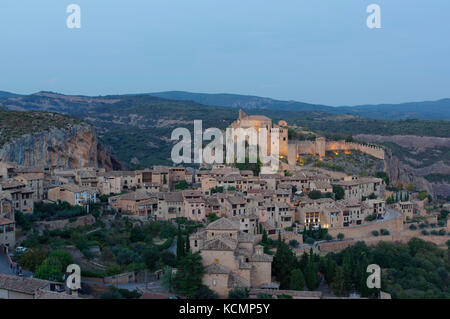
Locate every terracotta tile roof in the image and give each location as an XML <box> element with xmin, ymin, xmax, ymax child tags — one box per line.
<box><xmin>118</xmin><ymin>190</ymin><xmax>153</xmax><ymax>201</ymax></box>
<box><xmin>161</xmin><ymin>192</ymin><xmax>183</xmax><ymax>202</ymax></box>
<box><xmin>206</xmin><ymin>218</ymin><xmax>240</xmax><ymax>231</ymax></box>
<box><xmin>227</xmin><ymin>272</ymin><xmax>250</xmax><ymax>288</ymax></box>
<box><xmin>190</xmin><ymin>230</ymin><xmax>206</xmax><ymax>240</ymax></box>
<box><xmin>226</xmin><ymin>196</ymin><xmax>246</xmax><ymax>205</ymax></box>
<box><xmin>249</xmin><ymin>252</ymin><xmax>273</xmax><ymax>263</ymax></box>
<box><xmin>202</xmin><ymin>236</ymin><xmax>237</xmax><ymax>251</ymax></box>
<box><xmin>34</xmin><ymin>289</ymin><xmax>80</xmax><ymax>299</ymax></box>
<box><xmin>237</xmin><ymin>232</ymin><xmax>257</xmax><ymax>243</ymax></box>
<box><xmin>0</xmin><ymin>274</ymin><xmax>50</xmax><ymax>295</ymax></box>
<box><xmin>204</xmin><ymin>263</ymin><xmax>231</xmax><ymax>275</ymax></box>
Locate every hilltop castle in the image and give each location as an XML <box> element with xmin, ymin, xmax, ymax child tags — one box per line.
<box><xmin>229</xmin><ymin>111</ymin><xmax>384</xmax><ymax>169</ymax></box>
<box><xmin>229</xmin><ymin>110</ymin><xmax>289</xmax><ymax>157</ymax></box>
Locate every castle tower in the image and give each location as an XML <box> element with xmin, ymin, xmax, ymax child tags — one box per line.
<box><xmin>238</xmin><ymin>109</ymin><xmax>247</xmax><ymax>120</ymax></box>
<box><xmin>315</xmin><ymin>137</ymin><xmax>326</xmax><ymax>158</ymax></box>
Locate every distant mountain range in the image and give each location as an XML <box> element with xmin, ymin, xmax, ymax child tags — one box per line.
<box><xmin>0</xmin><ymin>91</ymin><xmax>22</xmax><ymax>98</ymax></box>
<box><xmin>148</xmin><ymin>91</ymin><xmax>450</xmax><ymax>121</ymax></box>
<box><xmin>0</xmin><ymin>90</ymin><xmax>449</xmax><ymax>197</ymax></box>
<box><xmin>0</xmin><ymin>90</ymin><xmax>449</xmax><ymax>120</ymax></box>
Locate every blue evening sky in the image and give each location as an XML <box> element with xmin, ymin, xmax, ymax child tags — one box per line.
<box><xmin>0</xmin><ymin>0</ymin><xmax>449</xmax><ymax>105</ymax></box>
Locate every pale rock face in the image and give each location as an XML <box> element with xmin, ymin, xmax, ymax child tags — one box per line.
<box><xmin>0</xmin><ymin>124</ymin><xmax>122</xmax><ymax>170</ymax></box>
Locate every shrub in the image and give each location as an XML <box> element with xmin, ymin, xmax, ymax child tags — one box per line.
<box><xmin>419</xmin><ymin>223</ymin><xmax>428</xmax><ymax>229</ymax></box>
<box><xmin>371</xmin><ymin>230</ymin><xmax>379</xmax><ymax>237</ymax></box>
<box><xmin>228</xmin><ymin>288</ymin><xmax>249</xmax><ymax>299</ymax></box>
<box><xmin>422</xmin><ymin>230</ymin><xmax>429</xmax><ymax>236</ymax></box>
<box><xmin>430</xmin><ymin>230</ymin><xmax>438</xmax><ymax>236</ymax></box>
<box><xmin>380</xmin><ymin>229</ymin><xmax>390</xmax><ymax>236</ymax></box>
<box><xmin>257</xmin><ymin>293</ymin><xmax>273</xmax><ymax>299</ymax></box>
<box><xmin>409</xmin><ymin>224</ymin><xmax>417</xmax><ymax>230</ymax></box>
<box><xmin>289</xmin><ymin>240</ymin><xmax>299</xmax><ymax>248</ymax></box>
<box><xmin>438</xmin><ymin>229</ymin><xmax>446</xmax><ymax>236</ymax></box>
<box><xmin>337</xmin><ymin>233</ymin><xmax>345</xmax><ymax>240</ymax></box>
<box><xmin>325</xmin><ymin>234</ymin><xmax>333</xmax><ymax>241</ymax></box>
<box><xmin>305</xmin><ymin>237</ymin><xmax>315</xmax><ymax>245</ymax></box>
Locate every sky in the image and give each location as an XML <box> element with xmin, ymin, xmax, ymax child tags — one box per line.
<box><xmin>0</xmin><ymin>0</ymin><xmax>449</xmax><ymax>106</ymax></box>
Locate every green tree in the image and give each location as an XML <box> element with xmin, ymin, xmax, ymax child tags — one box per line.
<box><xmin>228</xmin><ymin>288</ymin><xmax>249</xmax><ymax>299</ymax></box>
<box><xmin>174</xmin><ymin>252</ymin><xmax>205</xmax><ymax>298</ymax></box>
<box><xmin>308</xmin><ymin>190</ymin><xmax>323</xmax><ymax>200</ymax></box>
<box><xmin>175</xmin><ymin>180</ymin><xmax>189</xmax><ymax>190</ymax></box>
<box><xmin>337</xmin><ymin>233</ymin><xmax>345</xmax><ymax>241</ymax></box>
<box><xmin>332</xmin><ymin>185</ymin><xmax>345</xmax><ymax>200</ymax></box>
<box><xmin>34</xmin><ymin>256</ymin><xmax>63</xmax><ymax>281</ymax></box>
<box><xmin>299</xmin><ymin>251</ymin><xmax>309</xmax><ymax>273</ymax></box>
<box><xmin>49</xmin><ymin>249</ymin><xmax>74</xmax><ymax>271</ymax></box>
<box><xmin>272</xmin><ymin>233</ymin><xmax>298</xmax><ymax>289</ymax></box>
<box><xmin>305</xmin><ymin>249</ymin><xmax>319</xmax><ymax>291</ymax></box>
<box><xmin>331</xmin><ymin>266</ymin><xmax>346</xmax><ymax>297</ymax></box>
<box><xmin>406</xmin><ymin>183</ymin><xmax>416</xmax><ymax>192</ymax></box>
<box><xmin>161</xmin><ymin>266</ymin><xmax>175</xmax><ymax>293</ymax></box>
<box><xmin>19</xmin><ymin>248</ymin><xmax>46</xmax><ymax>272</ymax></box>
<box><xmin>130</xmin><ymin>226</ymin><xmax>145</xmax><ymax>242</ymax></box>
<box><xmin>262</xmin><ymin>229</ymin><xmax>268</xmax><ymax>244</ymax></box>
<box><xmin>185</xmin><ymin>235</ymin><xmax>190</xmax><ymax>253</ymax></box>
<box><xmin>195</xmin><ymin>286</ymin><xmax>219</xmax><ymax>299</ymax></box>
<box><xmin>176</xmin><ymin>228</ymin><xmax>185</xmax><ymax>262</ymax></box>
<box><xmin>143</xmin><ymin>247</ymin><xmax>160</xmax><ymax>270</ymax></box>
<box><xmin>290</xmin><ymin>269</ymin><xmax>306</xmax><ymax>291</ymax></box>
<box><xmin>324</xmin><ymin>254</ymin><xmax>337</xmax><ymax>284</ymax></box>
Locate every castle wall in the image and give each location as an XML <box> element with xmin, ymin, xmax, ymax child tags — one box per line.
<box><xmin>292</xmin><ymin>139</ymin><xmax>385</xmax><ymax>161</ymax></box>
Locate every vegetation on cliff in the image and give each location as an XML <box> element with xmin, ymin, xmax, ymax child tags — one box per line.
<box><xmin>0</xmin><ymin>110</ymin><xmax>85</xmax><ymax>147</ymax></box>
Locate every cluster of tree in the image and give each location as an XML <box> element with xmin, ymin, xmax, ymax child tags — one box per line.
<box><xmin>175</xmin><ymin>180</ymin><xmax>191</xmax><ymax>190</ymax></box>
<box><xmin>328</xmin><ymin>239</ymin><xmax>450</xmax><ymax>298</ymax></box>
<box><xmin>28</xmin><ymin>201</ymin><xmax>87</xmax><ymax>222</ymax></box>
<box><xmin>233</xmin><ymin>157</ymin><xmax>262</xmax><ymax>176</ymax></box>
<box><xmin>19</xmin><ymin>215</ymin><xmax>203</xmax><ymax>277</ymax></box>
<box><xmin>303</xmin><ymin>225</ymin><xmax>332</xmax><ymax>245</ymax></box>
<box><xmin>100</xmin><ymin>286</ymin><xmax>142</xmax><ymax>299</ymax></box>
<box><xmin>272</xmin><ymin>235</ymin><xmax>450</xmax><ymax>298</ymax></box>
<box><xmin>375</xmin><ymin>171</ymin><xmax>390</xmax><ymax>185</ymax></box>
<box><xmin>308</xmin><ymin>190</ymin><xmax>334</xmax><ymax>200</ymax></box>
<box><xmin>313</xmin><ymin>160</ymin><xmax>345</xmax><ymax>172</ymax></box>
<box><xmin>272</xmin><ymin>233</ymin><xmax>320</xmax><ymax>291</ymax></box>
<box><xmin>19</xmin><ymin>249</ymin><xmax>74</xmax><ymax>282</ymax></box>
<box><xmin>288</xmin><ymin>128</ymin><xmax>316</xmax><ymax>141</ymax></box>
<box><xmin>161</xmin><ymin>252</ymin><xmax>218</xmax><ymax>299</ymax></box>
<box><xmin>210</xmin><ymin>186</ymin><xmax>224</xmax><ymax>194</ymax></box>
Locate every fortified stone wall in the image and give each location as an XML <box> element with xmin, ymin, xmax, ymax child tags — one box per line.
<box><xmin>291</xmin><ymin>139</ymin><xmax>385</xmax><ymax>162</ymax></box>
<box><xmin>319</xmin><ymin>228</ymin><xmax>450</xmax><ymax>253</ymax></box>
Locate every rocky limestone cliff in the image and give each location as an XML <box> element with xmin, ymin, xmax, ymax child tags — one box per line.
<box><xmin>356</xmin><ymin>134</ymin><xmax>450</xmax><ymax>198</ymax></box>
<box><xmin>383</xmin><ymin>148</ymin><xmax>435</xmax><ymax>196</ymax></box>
<box><xmin>0</xmin><ymin>124</ymin><xmax>122</xmax><ymax>170</ymax></box>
